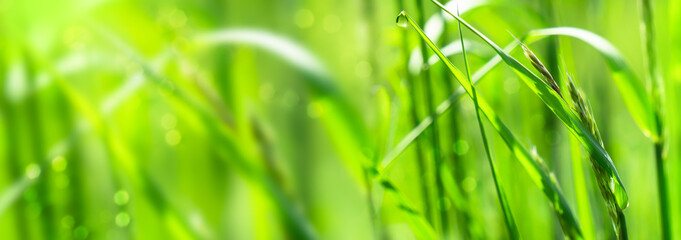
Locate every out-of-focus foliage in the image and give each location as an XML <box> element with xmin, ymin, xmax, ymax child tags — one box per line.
<box><xmin>1</xmin><ymin>0</ymin><xmax>680</xmax><ymax>239</ymax></box>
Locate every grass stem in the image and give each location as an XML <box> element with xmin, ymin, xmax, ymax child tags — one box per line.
<box><xmin>397</xmin><ymin>0</ymin><xmax>434</xmax><ymax>227</ymax></box>
<box><xmin>415</xmin><ymin>0</ymin><xmax>448</xmax><ymax>235</ymax></box>
<box><xmin>456</xmin><ymin>6</ymin><xmax>519</xmax><ymax>239</ymax></box>
<box><xmin>638</xmin><ymin>0</ymin><xmax>670</xmax><ymax>238</ymax></box>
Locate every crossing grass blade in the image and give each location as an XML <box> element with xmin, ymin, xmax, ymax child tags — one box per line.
<box><xmin>395</xmin><ymin>10</ymin><xmax>582</xmax><ymax>238</ymax></box>
<box><xmin>392</xmin><ymin>25</ymin><xmax>657</xmax><ymax>165</ymax></box>
<box><xmin>380</xmin><ymin>179</ymin><xmax>438</xmax><ymax>240</ymax></box>
<box><xmin>456</xmin><ymin>10</ymin><xmax>519</xmax><ymax>238</ymax></box>
<box><xmin>381</xmin><ymin>40</ymin><xmax>516</xmax><ymax>168</ymax></box>
<box><xmin>428</xmin><ymin>0</ymin><xmax>629</xmax><ymax>212</ymax></box>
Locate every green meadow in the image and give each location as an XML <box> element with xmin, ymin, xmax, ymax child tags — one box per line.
<box><xmin>1</xmin><ymin>0</ymin><xmax>680</xmax><ymax>239</ymax></box>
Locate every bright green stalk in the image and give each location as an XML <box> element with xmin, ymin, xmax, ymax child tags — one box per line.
<box><xmin>638</xmin><ymin>0</ymin><xmax>669</xmax><ymax>239</ymax></box>
<box><xmin>438</xmin><ymin>8</ymin><xmax>472</xmax><ymax>239</ymax></box>
<box><xmin>0</xmin><ymin>93</ymin><xmax>29</xmax><ymax>240</ymax></box>
<box><xmin>360</xmin><ymin>0</ymin><xmax>381</xmax><ymax>237</ymax></box>
<box><xmin>397</xmin><ymin>0</ymin><xmax>433</xmax><ymax>226</ymax></box>
<box><xmin>456</xmin><ymin>9</ymin><xmax>519</xmax><ymax>239</ymax></box>
<box><xmin>570</xmin><ymin>136</ymin><xmax>595</xmax><ymax>240</ymax></box>
<box><xmin>557</xmin><ymin>36</ymin><xmax>596</xmax><ymax>240</ymax></box>
<box><xmin>414</xmin><ymin>0</ymin><xmax>448</xmax><ymax>235</ymax></box>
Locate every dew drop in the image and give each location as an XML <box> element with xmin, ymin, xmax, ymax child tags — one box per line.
<box><xmin>165</xmin><ymin>130</ymin><xmax>182</xmax><ymax>146</ymax></box>
<box><xmin>74</xmin><ymin>226</ymin><xmax>89</xmax><ymax>239</ymax></box>
<box><xmin>396</xmin><ymin>11</ymin><xmax>408</xmax><ymax>28</ymax></box>
<box><xmin>462</xmin><ymin>177</ymin><xmax>477</xmax><ymax>192</ymax></box>
<box><xmin>115</xmin><ymin>212</ymin><xmax>131</xmax><ymax>227</ymax></box>
<box><xmin>51</xmin><ymin>156</ymin><xmax>68</xmax><ymax>172</ymax></box>
<box><xmin>454</xmin><ymin>139</ymin><xmax>469</xmax><ymax>156</ymax></box>
<box><xmin>61</xmin><ymin>215</ymin><xmax>75</xmax><ymax>229</ymax></box>
<box><xmin>610</xmin><ymin>177</ymin><xmax>629</xmax><ymax>210</ymax></box>
<box><xmin>114</xmin><ymin>190</ymin><xmax>130</xmax><ymax>206</ymax></box>
<box><xmin>25</xmin><ymin>164</ymin><xmax>41</xmax><ymax>179</ymax></box>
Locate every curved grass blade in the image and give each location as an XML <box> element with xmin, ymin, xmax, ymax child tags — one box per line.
<box><xmin>525</xmin><ymin>27</ymin><xmax>658</xmax><ymax>140</ymax></box>
<box><xmin>429</xmin><ymin>0</ymin><xmax>629</xmax><ymax>212</ymax></box>
<box><xmin>382</xmin><ymin>40</ymin><xmax>515</xmax><ymax>167</ymax></box>
<box><xmin>379</xmin><ymin>179</ymin><xmax>438</xmax><ymax>240</ymax></box>
<box><xmin>456</xmin><ymin>11</ymin><xmax>519</xmax><ymax>239</ymax></box>
<box><xmin>397</xmin><ymin>25</ymin><xmax>657</xmax><ymax>162</ymax></box>
<box><xmin>396</xmin><ymin>11</ymin><xmax>582</xmax><ymax>238</ymax></box>
<box><xmin>636</xmin><ymin>0</ymin><xmax>669</xmax><ymax>238</ymax></box>
<box><xmin>194</xmin><ymin>28</ymin><xmax>374</xmax><ymax>169</ymax></box>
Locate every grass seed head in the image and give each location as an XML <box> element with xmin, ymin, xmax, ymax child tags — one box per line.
<box><xmin>520</xmin><ymin>43</ymin><xmax>563</xmax><ymax>98</ymax></box>
<box><xmin>566</xmin><ymin>74</ymin><xmax>603</xmax><ymax>146</ymax></box>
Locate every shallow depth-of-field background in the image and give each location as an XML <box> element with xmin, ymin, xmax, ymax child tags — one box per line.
<box><xmin>1</xmin><ymin>0</ymin><xmax>680</xmax><ymax>239</ymax></box>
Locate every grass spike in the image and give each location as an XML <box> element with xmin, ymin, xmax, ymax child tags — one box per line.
<box><xmin>566</xmin><ymin>73</ymin><xmax>627</xmax><ymax>239</ymax></box>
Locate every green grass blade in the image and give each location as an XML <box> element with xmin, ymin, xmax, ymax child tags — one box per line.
<box><xmin>525</xmin><ymin>27</ymin><xmax>658</xmax><ymax>140</ymax></box>
<box><xmin>379</xmin><ymin>179</ymin><xmax>438</xmax><ymax>240</ymax></box>
<box><xmin>195</xmin><ymin>28</ymin><xmax>374</xmax><ymax>170</ymax></box>
<box><xmin>456</xmin><ymin>12</ymin><xmax>519</xmax><ymax>239</ymax></box>
<box><xmin>396</xmin><ymin>11</ymin><xmax>582</xmax><ymax>238</ymax></box>
<box><xmin>381</xmin><ymin>41</ymin><xmax>515</xmax><ymax>167</ymax></box>
<box><xmin>429</xmin><ymin>0</ymin><xmax>629</xmax><ymax>212</ymax></box>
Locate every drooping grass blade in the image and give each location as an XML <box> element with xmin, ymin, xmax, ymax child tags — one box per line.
<box><xmin>429</xmin><ymin>0</ymin><xmax>629</xmax><ymax>213</ymax></box>
<box><xmin>526</xmin><ymin>27</ymin><xmax>657</xmax><ymax>140</ymax></box>
<box><xmin>396</xmin><ymin>10</ymin><xmax>582</xmax><ymax>238</ymax></box>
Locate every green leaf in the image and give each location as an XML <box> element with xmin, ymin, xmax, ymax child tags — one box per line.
<box><xmin>429</xmin><ymin>0</ymin><xmax>629</xmax><ymax>212</ymax></box>
<box><xmin>396</xmin><ymin>10</ymin><xmax>582</xmax><ymax>238</ymax></box>
<box><xmin>380</xmin><ymin>179</ymin><xmax>438</xmax><ymax>240</ymax></box>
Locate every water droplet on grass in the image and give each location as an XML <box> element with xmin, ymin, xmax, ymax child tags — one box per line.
<box><xmin>114</xmin><ymin>190</ymin><xmax>130</xmax><ymax>206</ymax></box>
<box><xmin>115</xmin><ymin>212</ymin><xmax>131</xmax><ymax>227</ymax></box>
<box><xmin>51</xmin><ymin>156</ymin><xmax>67</xmax><ymax>172</ymax></box>
<box><xmin>25</xmin><ymin>164</ymin><xmax>41</xmax><ymax>179</ymax></box>
<box><xmin>74</xmin><ymin>226</ymin><xmax>89</xmax><ymax>239</ymax></box>
<box><xmin>396</xmin><ymin>11</ymin><xmax>408</xmax><ymax>28</ymax></box>
<box><xmin>61</xmin><ymin>215</ymin><xmax>75</xmax><ymax>229</ymax></box>
<box><xmin>610</xmin><ymin>177</ymin><xmax>629</xmax><ymax>210</ymax></box>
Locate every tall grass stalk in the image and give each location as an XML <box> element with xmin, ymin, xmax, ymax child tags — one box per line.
<box><xmin>456</xmin><ymin>6</ymin><xmax>519</xmax><ymax>239</ymax></box>
<box><xmin>1</xmin><ymin>90</ymin><xmax>29</xmax><ymax>240</ymax></box>
<box><xmin>438</xmin><ymin>7</ymin><xmax>472</xmax><ymax>239</ymax></box>
<box><xmin>414</xmin><ymin>0</ymin><xmax>448</xmax><ymax>235</ymax></box>
<box><xmin>637</xmin><ymin>0</ymin><xmax>669</xmax><ymax>239</ymax></box>
<box><xmin>396</xmin><ymin>0</ymin><xmax>433</xmax><ymax>226</ymax></box>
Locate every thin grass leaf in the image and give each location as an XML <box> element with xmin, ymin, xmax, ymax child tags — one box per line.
<box><xmin>397</xmin><ymin>25</ymin><xmax>658</xmax><ymax>165</ymax></box>
<box><xmin>379</xmin><ymin>179</ymin><xmax>438</xmax><ymax>240</ymax></box>
<box><xmin>637</xmin><ymin>0</ymin><xmax>669</xmax><ymax>238</ymax></box>
<box><xmin>456</xmin><ymin>11</ymin><xmax>519</xmax><ymax>239</ymax></box>
<box><xmin>429</xmin><ymin>0</ymin><xmax>629</xmax><ymax>212</ymax></box>
<box><xmin>194</xmin><ymin>28</ymin><xmax>374</xmax><ymax>170</ymax></box>
<box><xmin>382</xmin><ymin>40</ymin><xmax>516</xmax><ymax>167</ymax></box>
<box><xmin>396</xmin><ymin>11</ymin><xmax>582</xmax><ymax>238</ymax></box>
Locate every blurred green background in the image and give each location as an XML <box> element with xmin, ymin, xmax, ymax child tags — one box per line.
<box><xmin>1</xmin><ymin>0</ymin><xmax>680</xmax><ymax>239</ymax></box>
